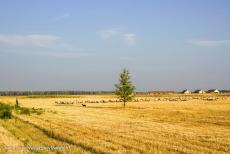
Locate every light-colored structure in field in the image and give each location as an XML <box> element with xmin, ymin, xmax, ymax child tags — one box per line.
<box><xmin>207</xmin><ymin>89</ymin><xmax>220</xmax><ymax>93</ymax></box>
<box><xmin>194</xmin><ymin>90</ymin><xmax>206</xmax><ymax>94</ymax></box>
<box><xmin>182</xmin><ymin>89</ymin><xmax>191</xmax><ymax>94</ymax></box>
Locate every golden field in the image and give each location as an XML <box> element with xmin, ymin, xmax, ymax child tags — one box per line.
<box><xmin>0</xmin><ymin>94</ymin><xmax>230</xmax><ymax>154</ymax></box>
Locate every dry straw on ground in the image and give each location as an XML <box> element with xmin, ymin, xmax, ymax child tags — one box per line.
<box><xmin>0</xmin><ymin>94</ymin><xmax>230</xmax><ymax>153</ymax></box>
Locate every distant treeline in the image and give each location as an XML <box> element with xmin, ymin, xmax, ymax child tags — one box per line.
<box><xmin>0</xmin><ymin>90</ymin><xmax>229</xmax><ymax>96</ymax></box>
<box><xmin>220</xmin><ymin>90</ymin><xmax>230</xmax><ymax>93</ymax></box>
<box><xmin>0</xmin><ymin>91</ymin><xmax>114</xmax><ymax>96</ymax></box>
<box><xmin>144</xmin><ymin>91</ymin><xmax>176</xmax><ymax>94</ymax></box>
<box><xmin>0</xmin><ymin>91</ymin><xmax>175</xmax><ymax>96</ymax></box>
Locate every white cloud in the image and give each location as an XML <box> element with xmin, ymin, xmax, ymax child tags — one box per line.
<box><xmin>0</xmin><ymin>34</ymin><xmax>60</xmax><ymax>47</ymax></box>
<box><xmin>124</xmin><ymin>33</ymin><xmax>136</xmax><ymax>45</ymax></box>
<box><xmin>187</xmin><ymin>40</ymin><xmax>230</xmax><ymax>47</ymax></box>
<box><xmin>54</xmin><ymin>13</ymin><xmax>70</xmax><ymax>21</ymax></box>
<box><xmin>0</xmin><ymin>34</ymin><xmax>92</xmax><ymax>58</ymax></box>
<box><xmin>98</xmin><ymin>28</ymin><xmax>137</xmax><ymax>45</ymax></box>
<box><xmin>98</xmin><ymin>28</ymin><xmax>122</xmax><ymax>40</ymax></box>
<box><xmin>8</xmin><ymin>50</ymin><xmax>92</xmax><ymax>58</ymax></box>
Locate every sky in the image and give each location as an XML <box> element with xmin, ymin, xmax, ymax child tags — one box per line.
<box><xmin>0</xmin><ymin>0</ymin><xmax>230</xmax><ymax>91</ymax></box>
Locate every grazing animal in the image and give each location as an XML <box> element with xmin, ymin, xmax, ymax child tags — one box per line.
<box><xmin>82</xmin><ymin>104</ymin><xmax>86</xmax><ymax>107</ymax></box>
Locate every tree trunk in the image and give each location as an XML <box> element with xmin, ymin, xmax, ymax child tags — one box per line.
<box><xmin>123</xmin><ymin>101</ymin><xmax>126</xmax><ymax>108</ymax></box>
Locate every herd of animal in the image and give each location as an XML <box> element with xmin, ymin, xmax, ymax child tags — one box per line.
<box><xmin>54</xmin><ymin>96</ymin><xmax>224</xmax><ymax>107</ymax></box>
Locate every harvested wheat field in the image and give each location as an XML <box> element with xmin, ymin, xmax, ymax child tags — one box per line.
<box><xmin>0</xmin><ymin>94</ymin><xmax>230</xmax><ymax>154</ymax></box>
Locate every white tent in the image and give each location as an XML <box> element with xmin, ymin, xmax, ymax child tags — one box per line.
<box><xmin>182</xmin><ymin>90</ymin><xmax>191</xmax><ymax>94</ymax></box>
<box><xmin>194</xmin><ymin>90</ymin><xmax>206</xmax><ymax>94</ymax></box>
<box><xmin>207</xmin><ymin>89</ymin><xmax>220</xmax><ymax>93</ymax></box>
<box><xmin>213</xmin><ymin>89</ymin><xmax>220</xmax><ymax>93</ymax></box>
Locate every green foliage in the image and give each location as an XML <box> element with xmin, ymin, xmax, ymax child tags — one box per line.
<box><xmin>31</xmin><ymin>107</ymin><xmax>44</xmax><ymax>115</ymax></box>
<box><xmin>115</xmin><ymin>69</ymin><xmax>135</xmax><ymax>107</ymax></box>
<box><xmin>14</xmin><ymin>106</ymin><xmax>30</xmax><ymax>115</ymax></box>
<box><xmin>0</xmin><ymin>102</ymin><xmax>13</xmax><ymax>119</ymax></box>
<box><xmin>15</xmin><ymin>106</ymin><xmax>44</xmax><ymax>115</ymax></box>
<box><xmin>20</xmin><ymin>107</ymin><xmax>30</xmax><ymax>115</ymax></box>
<box><xmin>0</xmin><ymin>102</ymin><xmax>44</xmax><ymax>119</ymax></box>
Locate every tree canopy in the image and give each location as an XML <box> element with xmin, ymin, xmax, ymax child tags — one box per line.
<box><xmin>115</xmin><ymin>69</ymin><xmax>135</xmax><ymax>107</ymax></box>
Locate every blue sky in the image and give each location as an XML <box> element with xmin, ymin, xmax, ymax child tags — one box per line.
<box><xmin>0</xmin><ymin>0</ymin><xmax>230</xmax><ymax>91</ymax></box>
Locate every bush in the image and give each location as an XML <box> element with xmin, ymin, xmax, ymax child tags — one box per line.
<box><xmin>0</xmin><ymin>102</ymin><xmax>43</xmax><ymax>118</ymax></box>
<box><xmin>15</xmin><ymin>106</ymin><xmax>43</xmax><ymax>115</ymax></box>
<box><xmin>0</xmin><ymin>103</ymin><xmax>13</xmax><ymax>119</ymax></box>
<box><xmin>0</xmin><ymin>109</ymin><xmax>12</xmax><ymax>119</ymax></box>
<box><xmin>31</xmin><ymin>107</ymin><xmax>43</xmax><ymax>115</ymax></box>
<box><xmin>19</xmin><ymin>107</ymin><xmax>30</xmax><ymax>115</ymax></box>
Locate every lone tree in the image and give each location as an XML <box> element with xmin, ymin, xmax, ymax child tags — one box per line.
<box><xmin>115</xmin><ymin>69</ymin><xmax>135</xmax><ymax>108</ymax></box>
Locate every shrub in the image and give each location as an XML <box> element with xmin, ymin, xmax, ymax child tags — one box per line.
<box><xmin>19</xmin><ymin>107</ymin><xmax>30</xmax><ymax>115</ymax></box>
<box><xmin>14</xmin><ymin>106</ymin><xmax>31</xmax><ymax>115</ymax></box>
<box><xmin>31</xmin><ymin>108</ymin><xmax>43</xmax><ymax>115</ymax></box>
<box><xmin>0</xmin><ymin>109</ymin><xmax>12</xmax><ymax>119</ymax></box>
<box><xmin>0</xmin><ymin>102</ymin><xmax>43</xmax><ymax>118</ymax></box>
<box><xmin>15</xmin><ymin>106</ymin><xmax>43</xmax><ymax>115</ymax></box>
<box><xmin>0</xmin><ymin>102</ymin><xmax>13</xmax><ymax>119</ymax></box>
